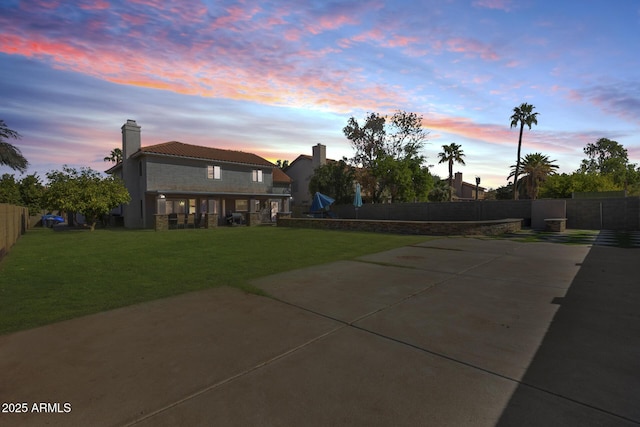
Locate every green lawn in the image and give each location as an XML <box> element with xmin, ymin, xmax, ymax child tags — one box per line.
<box><xmin>0</xmin><ymin>227</ymin><xmax>428</xmax><ymax>335</ymax></box>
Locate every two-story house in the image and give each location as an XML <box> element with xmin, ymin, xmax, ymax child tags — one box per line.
<box><xmin>284</xmin><ymin>143</ymin><xmax>331</xmax><ymax>209</ymax></box>
<box><xmin>107</xmin><ymin>120</ymin><xmax>291</xmax><ymax>229</ymax></box>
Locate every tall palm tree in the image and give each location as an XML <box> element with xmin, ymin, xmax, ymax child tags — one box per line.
<box><xmin>0</xmin><ymin>119</ymin><xmax>28</xmax><ymax>173</ymax></box>
<box><xmin>103</xmin><ymin>148</ymin><xmax>123</xmax><ymax>164</ymax></box>
<box><xmin>510</xmin><ymin>103</ymin><xmax>539</xmax><ymax>199</ymax></box>
<box><xmin>438</xmin><ymin>143</ymin><xmax>466</xmax><ymax>201</ymax></box>
<box><xmin>508</xmin><ymin>153</ymin><xmax>558</xmax><ymax>199</ymax></box>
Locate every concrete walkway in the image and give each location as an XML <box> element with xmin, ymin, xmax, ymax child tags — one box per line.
<box><xmin>1</xmin><ymin>238</ymin><xmax>638</xmax><ymax>426</ymax></box>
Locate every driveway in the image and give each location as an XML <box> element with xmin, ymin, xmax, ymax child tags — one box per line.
<box><xmin>0</xmin><ymin>237</ymin><xmax>638</xmax><ymax>426</ymax></box>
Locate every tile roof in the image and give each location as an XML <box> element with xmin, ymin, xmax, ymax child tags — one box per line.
<box><xmin>272</xmin><ymin>167</ymin><xmax>292</xmax><ymax>183</ymax></box>
<box><xmin>137</xmin><ymin>141</ymin><xmax>275</xmax><ymax>167</ymax></box>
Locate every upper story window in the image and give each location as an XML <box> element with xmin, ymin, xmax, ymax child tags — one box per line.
<box><xmin>252</xmin><ymin>169</ymin><xmax>263</xmax><ymax>182</ymax></box>
<box><xmin>207</xmin><ymin>165</ymin><xmax>221</xmax><ymax>180</ymax></box>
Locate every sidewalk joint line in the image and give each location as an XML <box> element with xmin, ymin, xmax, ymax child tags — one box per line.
<box><xmin>125</xmin><ymin>324</ymin><xmax>345</xmax><ymax>426</ymax></box>
<box><xmin>350</xmin><ymin>323</ymin><xmax>640</xmax><ymax>425</ymax></box>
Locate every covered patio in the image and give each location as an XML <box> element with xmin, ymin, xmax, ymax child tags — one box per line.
<box><xmin>152</xmin><ymin>191</ymin><xmax>291</xmax><ymax>231</ymax></box>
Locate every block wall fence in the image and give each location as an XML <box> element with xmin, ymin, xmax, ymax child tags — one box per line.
<box><xmin>331</xmin><ymin>197</ymin><xmax>640</xmax><ymax>231</ymax></box>
<box><xmin>277</xmin><ymin>216</ymin><xmax>522</xmax><ymax>236</ymax></box>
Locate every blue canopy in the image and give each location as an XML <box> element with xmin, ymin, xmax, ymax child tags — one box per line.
<box><xmin>310</xmin><ymin>192</ymin><xmax>335</xmax><ymax>212</ymax></box>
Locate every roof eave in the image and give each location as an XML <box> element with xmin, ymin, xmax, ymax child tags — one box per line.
<box><xmin>134</xmin><ymin>151</ymin><xmax>275</xmax><ymax>168</ymax></box>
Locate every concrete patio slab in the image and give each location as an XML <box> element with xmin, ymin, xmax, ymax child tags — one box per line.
<box><xmin>253</xmin><ymin>260</ymin><xmax>453</xmax><ymax>323</ymax></box>
<box><xmin>356</xmin><ymin>245</ymin><xmax>499</xmax><ymax>274</ymax></box>
<box><xmin>132</xmin><ymin>326</ymin><xmax>632</xmax><ymax>427</ymax></box>
<box><xmin>0</xmin><ymin>287</ymin><xmax>340</xmax><ymax>427</ymax></box>
<box><xmin>415</xmin><ymin>237</ymin><xmax>525</xmax><ymax>255</ymax></box>
<box><xmin>465</xmin><ymin>243</ymin><xmax>589</xmax><ymax>287</ymax></box>
<box><xmin>504</xmin><ymin>245</ymin><xmax>640</xmax><ymax>422</ymax></box>
<box><xmin>0</xmin><ymin>237</ymin><xmax>637</xmax><ymax>426</ymax></box>
<box><xmin>355</xmin><ymin>274</ymin><xmax>566</xmax><ymax>380</ymax></box>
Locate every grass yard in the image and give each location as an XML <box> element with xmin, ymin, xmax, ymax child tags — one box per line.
<box><xmin>0</xmin><ymin>227</ymin><xmax>428</xmax><ymax>335</ymax></box>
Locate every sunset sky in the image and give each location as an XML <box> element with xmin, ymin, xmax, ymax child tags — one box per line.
<box><xmin>1</xmin><ymin>0</ymin><xmax>639</xmax><ymax>189</ymax></box>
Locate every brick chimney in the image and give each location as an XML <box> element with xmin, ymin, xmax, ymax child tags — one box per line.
<box><xmin>312</xmin><ymin>143</ymin><xmax>326</xmax><ymax>169</ymax></box>
<box><xmin>121</xmin><ymin>119</ymin><xmax>141</xmax><ymax>159</ymax></box>
<box><xmin>454</xmin><ymin>172</ymin><xmax>463</xmax><ymax>198</ymax></box>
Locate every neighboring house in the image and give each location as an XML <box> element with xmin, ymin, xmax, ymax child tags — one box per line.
<box><xmin>284</xmin><ymin>143</ymin><xmax>331</xmax><ymax>208</ymax></box>
<box><xmin>452</xmin><ymin>172</ymin><xmax>486</xmax><ymax>200</ymax></box>
<box><xmin>106</xmin><ymin>120</ymin><xmax>291</xmax><ymax>229</ymax></box>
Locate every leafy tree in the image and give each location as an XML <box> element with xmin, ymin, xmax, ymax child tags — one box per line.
<box><xmin>343</xmin><ymin>111</ymin><xmax>429</xmax><ymax>203</ymax></box>
<box><xmin>508</xmin><ymin>153</ymin><xmax>558</xmax><ymax>199</ymax></box>
<box><xmin>437</xmin><ymin>143</ymin><xmax>465</xmax><ymax>201</ymax></box>
<box><xmin>493</xmin><ymin>183</ymin><xmax>515</xmax><ymax>200</ymax></box>
<box><xmin>0</xmin><ymin>120</ymin><xmax>28</xmax><ymax>173</ymax></box>
<box><xmin>0</xmin><ymin>173</ymin><xmax>45</xmax><ymax>214</ymax></box>
<box><xmin>344</xmin><ymin>112</ymin><xmax>387</xmax><ymax>169</ymax></box>
<box><xmin>308</xmin><ymin>159</ymin><xmax>355</xmax><ymax>204</ymax></box>
<box><xmin>428</xmin><ymin>175</ymin><xmax>451</xmax><ymax>202</ymax></box>
<box><xmin>509</xmin><ymin>103</ymin><xmax>539</xmax><ymax>199</ymax></box>
<box><xmin>578</xmin><ymin>137</ymin><xmax>637</xmax><ymax>190</ymax></box>
<box><xmin>374</xmin><ymin>154</ymin><xmax>414</xmax><ymax>203</ymax></box>
<box><xmin>386</xmin><ymin>110</ymin><xmax>429</xmax><ymax>159</ymax></box>
<box><xmin>44</xmin><ymin>166</ymin><xmax>130</xmax><ymax>231</ymax></box>
<box><xmin>103</xmin><ymin>148</ymin><xmax>122</xmax><ymax>164</ymax></box>
<box><xmin>19</xmin><ymin>174</ymin><xmax>45</xmax><ymax>214</ymax></box>
<box><xmin>405</xmin><ymin>155</ymin><xmax>434</xmax><ymax>202</ymax></box>
<box><xmin>539</xmin><ymin>172</ymin><xmax>619</xmax><ymax>198</ymax></box>
<box><xmin>624</xmin><ymin>163</ymin><xmax>640</xmax><ymax>195</ymax></box>
<box><xmin>0</xmin><ymin>173</ymin><xmax>22</xmax><ymax>205</ymax></box>
<box><xmin>580</xmin><ymin>138</ymin><xmax>627</xmax><ymax>175</ymax></box>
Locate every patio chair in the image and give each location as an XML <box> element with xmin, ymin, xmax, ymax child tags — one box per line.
<box><xmin>186</xmin><ymin>214</ymin><xmax>195</xmax><ymax>229</ymax></box>
<box><xmin>168</xmin><ymin>213</ymin><xmax>178</xmax><ymax>229</ymax></box>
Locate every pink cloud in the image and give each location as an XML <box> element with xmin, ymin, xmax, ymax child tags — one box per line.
<box><xmin>472</xmin><ymin>0</ymin><xmax>514</xmax><ymax>12</ymax></box>
<box><xmin>351</xmin><ymin>28</ymin><xmax>385</xmax><ymax>44</ymax></box>
<box><xmin>211</xmin><ymin>5</ymin><xmax>261</xmax><ymax>29</ymax></box>
<box><xmin>384</xmin><ymin>34</ymin><xmax>419</xmax><ymax>48</ymax></box>
<box><xmin>446</xmin><ymin>38</ymin><xmax>500</xmax><ymax>61</ymax></box>
<box><xmin>307</xmin><ymin>14</ymin><xmax>358</xmax><ymax>35</ymax></box>
<box><xmin>423</xmin><ymin>113</ymin><xmax>589</xmax><ymax>156</ymax></box>
<box><xmin>121</xmin><ymin>13</ymin><xmax>148</xmax><ymax>26</ymax></box>
<box><xmin>79</xmin><ymin>0</ymin><xmax>110</xmax><ymax>11</ymax></box>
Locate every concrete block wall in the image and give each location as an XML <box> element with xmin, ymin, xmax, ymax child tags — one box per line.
<box><xmin>566</xmin><ymin>197</ymin><xmax>640</xmax><ymax>230</ymax></box>
<box><xmin>277</xmin><ymin>217</ymin><xmax>522</xmax><ymax>236</ymax></box>
<box><xmin>335</xmin><ymin>200</ymin><xmax>532</xmax><ymax>223</ymax></box>
<box><xmin>333</xmin><ymin>197</ymin><xmax>639</xmax><ymax>230</ymax></box>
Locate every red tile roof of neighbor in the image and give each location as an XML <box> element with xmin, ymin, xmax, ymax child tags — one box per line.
<box><xmin>272</xmin><ymin>167</ymin><xmax>292</xmax><ymax>183</ymax></box>
<box><xmin>138</xmin><ymin>141</ymin><xmax>276</xmax><ymax>167</ymax></box>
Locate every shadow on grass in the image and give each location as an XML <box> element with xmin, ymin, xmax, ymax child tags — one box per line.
<box><xmin>496</xmin><ymin>245</ymin><xmax>640</xmax><ymax>425</ymax></box>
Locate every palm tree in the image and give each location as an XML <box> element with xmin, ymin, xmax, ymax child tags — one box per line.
<box><xmin>510</xmin><ymin>103</ymin><xmax>539</xmax><ymax>199</ymax></box>
<box><xmin>438</xmin><ymin>143</ymin><xmax>466</xmax><ymax>201</ymax></box>
<box><xmin>0</xmin><ymin>120</ymin><xmax>28</xmax><ymax>173</ymax></box>
<box><xmin>508</xmin><ymin>153</ymin><xmax>558</xmax><ymax>199</ymax></box>
<box><xmin>103</xmin><ymin>148</ymin><xmax>123</xmax><ymax>164</ymax></box>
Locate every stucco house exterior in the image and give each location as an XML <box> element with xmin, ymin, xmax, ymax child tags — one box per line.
<box><xmin>107</xmin><ymin>120</ymin><xmax>291</xmax><ymax>229</ymax></box>
<box><xmin>284</xmin><ymin>143</ymin><xmax>330</xmax><ymax>209</ymax></box>
<box><xmin>453</xmin><ymin>172</ymin><xmax>486</xmax><ymax>200</ymax></box>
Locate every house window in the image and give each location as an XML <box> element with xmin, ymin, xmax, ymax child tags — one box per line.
<box><xmin>207</xmin><ymin>165</ymin><xmax>221</xmax><ymax>180</ymax></box>
<box><xmin>235</xmin><ymin>199</ymin><xmax>248</xmax><ymax>211</ymax></box>
<box><xmin>252</xmin><ymin>169</ymin><xmax>263</xmax><ymax>182</ymax></box>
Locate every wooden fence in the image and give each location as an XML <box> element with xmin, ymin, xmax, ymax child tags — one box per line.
<box><xmin>0</xmin><ymin>203</ymin><xmax>29</xmax><ymax>261</ymax></box>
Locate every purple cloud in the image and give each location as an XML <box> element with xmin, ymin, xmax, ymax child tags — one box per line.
<box><xmin>569</xmin><ymin>81</ymin><xmax>640</xmax><ymax>125</ymax></box>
